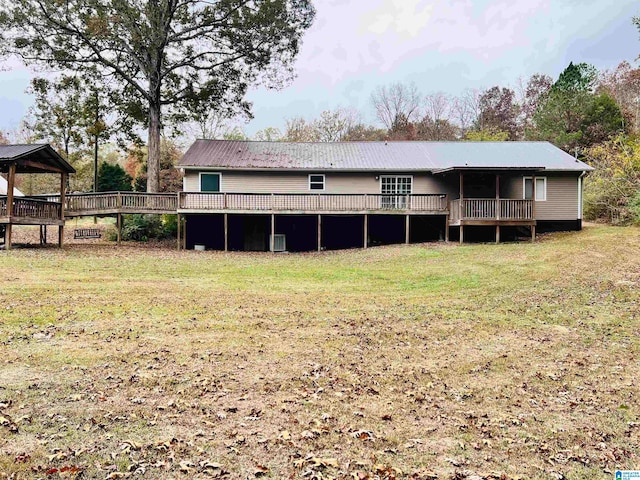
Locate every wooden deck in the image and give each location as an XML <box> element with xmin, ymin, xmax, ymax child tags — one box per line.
<box><xmin>177</xmin><ymin>193</ymin><xmax>449</xmax><ymax>214</ymax></box>
<box><xmin>40</xmin><ymin>192</ymin><xmax>179</xmax><ymax>216</ymax></box>
<box><xmin>0</xmin><ymin>196</ymin><xmax>64</xmax><ymax>226</ymax></box>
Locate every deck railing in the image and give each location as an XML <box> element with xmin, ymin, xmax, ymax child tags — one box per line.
<box><xmin>179</xmin><ymin>193</ymin><xmax>448</xmax><ymax>212</ymax></box>
<box><xmin>450</xmin><ymin>198</ymin><xmax>533</xmax><ymax>222</ymax></box>
<box><xmin>0</xmin><ymin>196</ymin><xmax>62</xmax><ymax>220</ymax></box>
<box><xmin>41</xmin><ymin>192</ymin><xmax>178</xmax><ymax>214</ymax></box>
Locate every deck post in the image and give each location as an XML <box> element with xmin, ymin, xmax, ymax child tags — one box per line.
<box><xmin>182</xmin><ymin>216</ymin><xmax>187</xmax><ymax>250</ymax></box>
<box><xmin>531</xmin><ymin>224</ymin><xmax>536</xmax><ymax>242</ymax></box>
<box><xmin>224</xmin><ymin>213</ymin><xmax>228</xmax><ymax>252</ymax></box>
<box><xmin>270</xmin><ymin>213</ymin><xmax>275</xmax><ymax>253</ymax></box>
<box><xmin>177</xmin><ymin>213</ymin><xmax>181</xmax><ymax>250</ymax></box>
<box><xmin>58</xmin><ymin>172</ymin><xmax>67</xmax><ymax>248</ymax></box>
<box><xmin>496</xmin><ymin>225</ymin><xmax>500</xmax><ymax>244</ymax></box>
<box><xmin>117</xmin><ymin>213</ymin><xmax>122</xmax><ymax>245</ymax></box>
<box><xmin>363</xmin><ymin>214</ymin><xmax>368</xmax><ymax>249</ymax></box>
<box><xmin>460</xmin><ymin>225</ymin><xmax>464</xmax><ymax>245</ymax></box>
<box><xmin>317</xmin><ymin>214</ymin><xmax>321</xmax><ymax>252</ymax></box>
<box><xmin>405</xmin><ymin>214</ymin><xmax>410</xmax><ymax>244</ymax></box>
<box><xmin>445</xmin><ymin>215</ymin><xmax>450</xmax><ymax>242</ymax></box>
<box><xmin>5</xmin><ymin>163</ymin><xmax>16</xmax><ymax>250</ymax></box>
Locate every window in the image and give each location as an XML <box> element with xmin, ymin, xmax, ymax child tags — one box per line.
<box><xmin>380</xmin><ymin>175</ymin><xmax>412</xmax><ymax>208</ymax></box>
<box><xmin>200</xmin><ymin>173</ymin><xmax>221</xmax><ymax>192</ymax></box>
<box><xmin>309</xmin><ymin>174</ymin><xmax>325</xmax><ymax>191</ymax></box>
<box><xmin>523</xmin><ymin>177</ymin><xmax>546</xmax><ymax>201</ymax></box>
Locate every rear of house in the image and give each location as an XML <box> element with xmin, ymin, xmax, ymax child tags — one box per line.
<box><xmin>176</xmin><ymin>140</ymin><xmax>592</xmax><ymax>251</ymax></box>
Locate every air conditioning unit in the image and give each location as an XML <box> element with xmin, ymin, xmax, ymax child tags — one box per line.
<box><xmin>270</xmin><ymin>234</ymin><xmax>286</xmax><ymax>252</ymax></box>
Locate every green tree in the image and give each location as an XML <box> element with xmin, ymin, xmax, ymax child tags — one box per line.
<box><xmin>97</xmin><ymin>163</ymin><xmax>133</xmax><ymax>192</ymax></box>
<box><xmin>463</xmin><ymin>129</ymin><xmax>509</xmax><ymax>141</ymax></box>
<box><xmin>583</xmin><ymin>133</ymin><xmax>640</xmax><ymax>223</ymax></box>
<box><xmin>1</xmin><ymin>0</ymin><xmax>315</xmax><ymax>192</ymax></box>
<box><xmin>533</xmin><ymin>62</ymin><xmax>623</xmax><ymax>152</ymax></box>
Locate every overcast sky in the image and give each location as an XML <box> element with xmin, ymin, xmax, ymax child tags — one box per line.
<box><xmin>0</xmin><ymin>0</ymin><xmax>638</xmax><ymax>139</ymax></box>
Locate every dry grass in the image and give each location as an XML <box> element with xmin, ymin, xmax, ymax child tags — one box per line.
<box><xmin>1</xmin><ymin>224</ymin><xmax>639</xmax><ymax>479</ymax></box>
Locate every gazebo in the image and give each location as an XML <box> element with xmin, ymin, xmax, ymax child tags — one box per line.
<box><xmin>0</xmin><ymin>144</ymin><xmax>75</xmax><ymax>250</ymax></box>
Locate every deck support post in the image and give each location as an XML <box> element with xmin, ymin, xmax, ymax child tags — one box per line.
<box><xmin>496</xmin><ymin>225</ymin><xmax>500</xmax><ymax>244</ymax></box>
<box><xmin>270</xmin><ymin>213</ymin><xmax>275</xmax><ymax>253</ymax></box>
<box><xmin>445</xmin><ymin>215</ymin><xmax>450</xmax><ymax>242</ymax></box>
<box><xmin>531</xmin><ymin>224</ymin><xmax>536</xmax><ymax>242</ymax></box>
<box><xmin>224</xmin><ymin>213</ymin><xmax>228</xmax><ymax>252</ymax></box>
<box><xmin>405</xmin><ymin>215</ymin><xmax>410</xmax><ymax>245</ymax></box>
<box><xmin>460</xmin><ymin>224</ymin><xmax>464</xmax><ymax>245</ymax></box>
<box><xmin>5</xmin><ymin>163</ymin><xmax>15</xmax><ymax>250</ymax></box>
<box><xmin>40</xmin><ymin>225</ymin><xmax>47</xmax><ymax>245</ymax></box>
<box><xmin>117</xmin><ymin>213</ymin><xmax>122</xmax><ymax>245</ymax></box>
<box><xmin>317</xmin><ymin>214</ymin><xmax>322</xmax><ymax>252</ymax></box>
<box><xmin>363</xmin><ymin>214</ymin><xmax>368</xmax><ymax>249</ymax></box>
<box><xmin>58</xmin><ymin>172</ymin><xmax>67</xmax><ymax>248</ymax></box>
<box><xmin>177</xmin><ymin>213</ymin><xmax>181</xmax><ymax>250</ymax></box>
<box><xmin>182</xmin><ymin>216</ymin><xmax>186</xmax><ymax>250</ymax></box>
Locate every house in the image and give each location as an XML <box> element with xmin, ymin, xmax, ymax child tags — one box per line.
<box><xmin>0</xmin><ymin>144</ymin><xmax>75</xmax><ymax>249</ymax></box>
<box><xmin>0</xmin><ymin>175</ymin><xmax>25</xmax><ymax>197</ymax></box>
<box><xmin>175</xmin><ymin>140</ymin><xmax>592</xmax><ymax>251</ymax></box>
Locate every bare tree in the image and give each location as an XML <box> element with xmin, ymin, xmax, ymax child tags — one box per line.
<box><xmin>283</xmin><ymin>117</ymin><xmax>319</xmax><ymax>142</ymax></box>
<box><xmin>313</xmin><ymin>108</ymin><xmax>360</xmax><ymax>142</ymax></box>
<box><xmin>452</xmin><ymin>89</ymin><xmax>482</xmax><ymax>135</ymax></box>
<box><xmin>370</xmin><ymin>82</ymin><xmax>422</xmax><ymax>130</ymax></box>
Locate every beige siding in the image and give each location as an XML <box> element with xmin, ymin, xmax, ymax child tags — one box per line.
<box><xmin>536</xmin><ymin>174</ymin><xmax>579</xmax><ymax>220</ymax></box>
<box><xmin>499</xmin><ymin>173</ymin><xmax>579</xmax><ymax>220</ymax></box>
<box><xmin>184</xmin><ymin>170</ymin><xmax>452</xmax><ymax>195</ymax></box>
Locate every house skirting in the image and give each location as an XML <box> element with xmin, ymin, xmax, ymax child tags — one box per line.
<box><xmin>181</xmin><ymin>213</ymin><xmax>448</xmax><ymax>252</ymax></box>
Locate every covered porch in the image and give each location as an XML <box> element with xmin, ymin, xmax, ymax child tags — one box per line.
<box><xmin>438</xmin><ymin>168</ymin><xmax>540</xmax><ymax>243</ymax></box>
<box><xmin>0</xmin><ymin>144</ymin><xmax>75</xmax><ymax>250</ymax></box>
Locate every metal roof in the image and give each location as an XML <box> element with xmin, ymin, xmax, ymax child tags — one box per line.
<box><xmin>178</xmin><ymin>140</ymin><xmax>594</xmax><ymax>172</ymax></box>
<box><xmin>0</xmin><ymin>144</ymin><xmax>76</xmax><ymax>174</ymax></box>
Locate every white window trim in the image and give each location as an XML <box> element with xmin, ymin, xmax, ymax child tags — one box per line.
<box><xmin>379</xmin><ymin>175</ymin><xmax>414</xmax><ymax>194</ymax></box>
<box><xmin>523</xmin><ymin>176</ymin><xmax>546</xmax><ymax>202</ymax></box>
<box><xmin>199</xmin><ymin>172</ymin><xmax>222</xmax><ymax>192</ymax></box>
<box><xmin>308</xmin><ymin>174</ymin><xmax>325</xmax><ymax>191</ymax></box>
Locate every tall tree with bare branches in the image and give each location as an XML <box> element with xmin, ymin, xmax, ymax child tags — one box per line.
<box><xmin>370</xmin><ymin>82</ymin><xmax>421</xmax><ymax>131</ymax></box>
<box><xmin>0</xmin><ymin>0</ymin><xmax>315</xmax><ymax>191</ymax></box>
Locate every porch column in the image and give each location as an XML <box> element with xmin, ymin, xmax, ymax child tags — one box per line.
<box><xmin>224</xmin><ymin>213</ymin><xmax>228</xmax><ymax>252</ymax></box>
<box><xmin>317</xmin><ymin>214</ymin><xmax>322</xmax><ymax>252</ymax></box>
<box><xmin>270</xmin><ymin>214</ymin><xmax>275</xmax><ymax>252</ymax></box>
<box><xmin>531</xmin><ymin>175</ymin><xmax>537</xmax><ymax>219</ymax></box>
<box><xmin>531</xmin><ymin>175</ymin><xmax>536</xmax><ymax>242</ymax></box>
<box><xmin>58</xmin><ymin>172</ymin><xmax>67</xmax><ymax>248</ymax></box>
<box><xmin>5</xmin><ymin>163</ymin><xmax>16</xmax><ymax>250</ymax></box>
<box><xmin>405</xmin><ymin>214</ymin><xmax>410</xmax><ymax>244</ymax></box>
<box><xmin>459</xmin><ymin>171</ymin><xmax>464</xmax><ymax>245</ymax></box>
<box><xmin>496</xmin><ymin>174</ymin><xmax>500</xmax><ymax>219</ymax></box>
<box><xmin>177</xmin><ymin>213</ymin><xmax>181</xmax><ymax>250</ymax></box>
<box><xmin>495</xmin><ymin>174</ymin><xmax>500</xmax><ymax>244</ymax></box>
<box><xmin>363</xmin><ymin>214</ymin><xmax>368</xmax><ymax>249</ymax></box>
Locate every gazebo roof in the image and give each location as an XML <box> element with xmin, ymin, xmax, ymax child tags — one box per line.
<box><xmin>0</xmin><ymin>144</ymin><xmax>76</xmax><ymax>174</ymax></box>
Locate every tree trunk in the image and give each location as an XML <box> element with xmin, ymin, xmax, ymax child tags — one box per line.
<box><xmin>147</xmin><ymin>101</ymin><xmax>161</xmax><ymax>193</ymax></box>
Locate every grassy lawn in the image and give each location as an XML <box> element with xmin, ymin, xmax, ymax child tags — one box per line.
<box><xmin>1</xmin><ymin>225</ymin><xmax>639</xmax><ymax>479</ymax></box>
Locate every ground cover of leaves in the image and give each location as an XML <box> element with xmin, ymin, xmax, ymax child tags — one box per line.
<box><xmin>1</xmin><ymin>225</ymin><xmax>639</xmax><ymax>479</ymax></box>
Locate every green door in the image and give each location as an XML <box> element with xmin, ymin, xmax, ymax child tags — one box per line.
<box><xmin>201</xmin><ymin>173</ymin><xmax>220</xmax><ymax>192</ymax></box>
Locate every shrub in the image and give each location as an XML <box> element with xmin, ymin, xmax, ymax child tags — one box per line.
<box><xmin>108</xmin><ymin>214</ymin><xmax>177</xmax><ymax>242</ymax></box>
